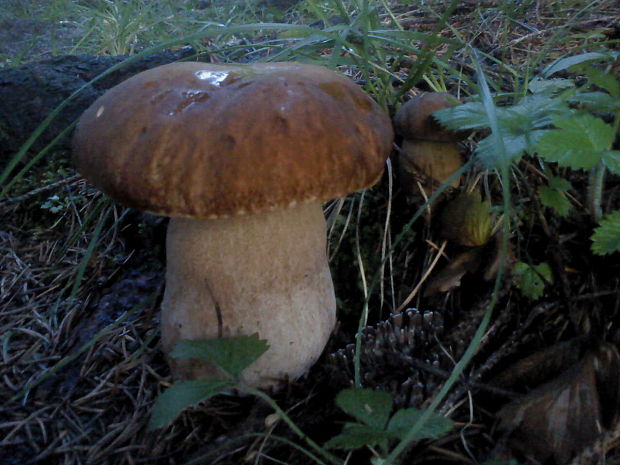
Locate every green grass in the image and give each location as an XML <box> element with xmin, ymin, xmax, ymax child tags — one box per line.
<box><xmin>1</xmin><ymin>1</ymin><xmax>619</xmax><ymax>464</ymax></box>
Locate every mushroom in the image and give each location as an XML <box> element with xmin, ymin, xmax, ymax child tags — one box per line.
<box><xmin>393</xmin><ymin>92</ymin><xmax>465</xmax><ymax>196</ymax></box>
<box><xmin>72</xmin><ymin>61</ymin><xmax>394</xmax><ymax>388</ymax></box>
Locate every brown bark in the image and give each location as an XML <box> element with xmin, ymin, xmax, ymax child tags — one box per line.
<box><xmin>0</xmin><ymin>48</ymin><xmax>197</xmax><ymax>160</ymax></box>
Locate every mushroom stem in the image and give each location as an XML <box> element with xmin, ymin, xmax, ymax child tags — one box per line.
<box><xmin>161</xmin><ymin>202</ymin><xmax>337</xmax><ymax>388</ymax></box>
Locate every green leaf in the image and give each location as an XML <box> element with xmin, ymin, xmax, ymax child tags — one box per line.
<box><xmin>171</xmin><ymin>334</ymin><xmax>269</xmax><ymax>379</ymax></box>
<box><xmin>591</xmin><ymin>210</ymin><xmax>620</xmax><ymax>255</ymax></box>
<box><xmin>335</xmin><ymin>389</ymin><xmax>393</xmax><ymax>429</ymax></box>
<box><xmin>602</xmin><ymin>151</ymin><xmax>620</xmax><ymax>175</ymax></box>
<box><xmin>149</xmin><ymin>379</ymin><xmax>232</xmax><ymax>430</ymax></box>
<box><xmin>538</xmin><ymin>177</ymin><xmax>572</xmax><ymax>216</ymax></box>
<box><xmin>513</xmin><ymin>262</ymin><xmax>553</xmax><ymax>300</ymax></box>
<box><xmin>437</xmin><ymin>94</ymin><xmax>570</xmax><ymax>169</ymax></box>
<box><xmin>542</xmin><ymin>51</ymin><xmax>618</xmax><ymax>78</ymax></box>
<box><xmin>548</xmin><ymin>176</ymin><xmax>572</xmax><ymax>190</ymax></box>
<box><xmin>536</xmin><ymin>114</ymin><xmax>615</xmax><ymax>170</ymax></box>
<box><xmin>583</xmin><ymin>66</ymin><xmax>620</xmax><ymax>97</ymax></box>
<box><xmin>434</xmin><ymin>102</ymin><xmax>491</xmax><ymax>131</ymax></box>
<box><xmin>324</xmin><ymin>423</ymin><xmax>392</xmax><ymax>450</ymax></box>
<box><xmin>528</xmin><ymin>77</ymin><xmax>574</xmax><ymax>94</ymax></box>
<box><xmin>476</xmin><ymin>129</ymin><xmax>547</xmax><ymax>168</ymax></box>
<box><xmin>386</xmin><ymin>408</ymin><xmax>453</xmax><ymax>441</ymax></box>
<box><xmin>568</xmin><ymin>92</ymin><xmax>620</xmax><ymax>113</ymax></box>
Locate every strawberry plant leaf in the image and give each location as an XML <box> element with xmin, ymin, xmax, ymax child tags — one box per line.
<box><xmin>582</xmin><ymin>66</ymin><xmax>620</xmax><ymax>97</ymax></box>
<box><xmin>170</xmin><ymin>334</ymin><xmax>269</xmax><ymax>379</ymax></box>
<box><xmin>149</xmin><ymin>379</ymin><xmax>232</xmax><ymax>430</ymax></box>
<box><xmin>602</xmin><ymin>151</ymin><xmax>620</xmax><ymax>175</ymax></box>
<box><xmin>568</xmin><ymin>91</ymin><xmax>620</xmax><ymax>113</ymax></box>
<box><xmin>513</xmin><ymin>262</ymin><xmax>553</xmax><ymax>300</ymax></box>
<box><xmin>538</xmin><ymin>177</ymin><xmax>572</xmax><ymax>216</ymax></box>
<box><xmin>536</xmin><ymin>114</ymin><xmax>614</xmax><ymax>170</ymax></box>
<box><xmin>437</xmin><ymin>94</ymin><xmax>568</xmax><ymax>169</ymax></box>
<box><xmin>591</xmin><ymin>210</ymin><xmax>620</xmax><ymax>255</ymax></box>
<box><xmin>476</xmin><ymin>129</ymin><xmax>548</xmax><ymax>168</ymax></box>
<box><xmin>528</xmin><ymin>77</ymin><xmax>574</xmax><ymax>94</ymax></box>
<box><xmin>434</xmin><ymin>101</ymin><xmax>490</xmax><ymax>131</ymax></box>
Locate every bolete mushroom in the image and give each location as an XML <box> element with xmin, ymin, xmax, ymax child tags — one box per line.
<box><xmin>72</xmin><ymin>61</ymin><xmax>393</xmax><ymax>388</ymax></box>
<box><xmin>393</xmin><ymin>92</ymin><xmax>465</xmax><ymax>196</ymax></box>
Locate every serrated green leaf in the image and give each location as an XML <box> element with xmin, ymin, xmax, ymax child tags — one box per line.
<box><xmin>528</xmin><ymin>77</ymin><xmax>575</xmax><ymax>94</ymax></box>
<box><xmin>547</xmin><ymin>176</ymin><xmax>572</xmax><ymax>190</ymax></box>
<box><xmin>500</xmin><ymin>94</ymin><xmax>567</xmax><ymax>131</ymax></box>
<box><xmin>591</xmin><ymin>210</ymin><xmax>620</xmax><ymax>255</ymax></box>
<box><xmin>476</xmin><ymin>129</ymin><xmax>547</xmax><ymax>168</ymax></box>
<box><xmin>434</xmin><ymin>102</ymin><xmax>490</xmax><ymax>131</ymax></box>
<box><xmin>539</xmin><ymin>177</ymin><xmax>572</xmax><ymax>216</ymax></box>
<box><xmin>583</xmin><ymin>66</ymin><xmax>620</xmax><ymax>97</ymax></box>
<box><xmin>437</xmin><ymin>94</ymin><xmax>568</xmax><ymax>170</ymax></box>
<box><xmin>536</xmin><ymin>114</ymin><xmax>614</xmax><ymax>170</ymax></box>
<box><xmin>335</xmin><ymin>389</ymin><xmax>393</xmax><ymax>429</ymax></box>
<box><xmin>602</xmin><ymin>151</ymin><xmax>620</xmax><ymax>175</ymax></box>
<box><xmin>513</xmin><ymin>262</ymin><xmax>553</xmax><ymax>300</ymax></box>
<box><xmin>386</xmin><ymin>408</ymin><xmax>453</xmax><ymax>441</ymax></box>
<box><xmin>171</xmin><ymin>334</ymin><xmax>269</xmax><ymax>379</ymax></box>
<box><xmin>149</xmin><ymin>379</ymin><xmax>232</xmax><ymax>430</ymax></box>
<box><xmin>568</xmin><ymin>91</ymin><xmax>620</xmax><ymax>113</ymax></box>
<box><xmin>324</xmin><ymin>423</ymin><xmax>392</xmax><ymax>450</ymax></box>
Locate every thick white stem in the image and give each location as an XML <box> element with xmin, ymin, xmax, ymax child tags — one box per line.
<box><xmin>161</xmin><ymin>202</ymin><xmax>336</xmax><ymax>388</ymax></box>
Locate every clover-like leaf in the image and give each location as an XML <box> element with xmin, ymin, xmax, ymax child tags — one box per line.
<box><xmin>324</xmin><ymin>423</ymin><xmax>392</xmax><ymax>450</ymax></box>
<box><xmin>335</xmin><ymin>388</ymin><xmax>394</xmax><ymax>429</ymax></box>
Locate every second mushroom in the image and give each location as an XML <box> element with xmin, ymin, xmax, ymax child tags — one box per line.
<box><xmin>393</xmin><ymin>92</ymin><xmax>466</xmax><ymax>198</ymax></box>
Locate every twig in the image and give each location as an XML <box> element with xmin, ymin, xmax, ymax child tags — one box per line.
<box><xmin>0</xmin><ymin>174</ymin><xmax>82</xmax><ymax>207</ymax></box>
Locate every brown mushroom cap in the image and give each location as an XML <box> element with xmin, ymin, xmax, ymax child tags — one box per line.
<box><xmin>393</xmin><ymin>92</ymin><xmax>464</xmax><ymax>142</ymax></box>
<box><xmin>72</xmin><ymin>62</ymin><xmax>394</xmax><ymax>218</ymax></box>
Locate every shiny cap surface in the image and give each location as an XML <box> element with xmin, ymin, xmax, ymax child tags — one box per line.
<box><xmin>72</xmin><ymin>62</ymin><xmax>394</xmax><ymax>218</ymax></box>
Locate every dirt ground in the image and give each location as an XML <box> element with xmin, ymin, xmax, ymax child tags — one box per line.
<box><xmin>1</xmin><ymin>1</ymin><xmax>620</xmax><ymax>464</ymax></box>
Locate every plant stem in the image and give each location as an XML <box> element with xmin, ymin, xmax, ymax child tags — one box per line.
<box><xmin>588</xmin><ymin>160</ymin><xmax>605</xmax><ymax>222</ymax></box>
<box><xmin>242</xmin><ymin>385</ymin><xmax>343</xmax><ymax>465</ymax></box>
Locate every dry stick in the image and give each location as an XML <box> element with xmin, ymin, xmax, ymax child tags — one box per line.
<box><xmin>0</xmin><ymin>174</ymin><xmax>82</xmax><ymax>207</ymax></box>
<box><xmin>396</xmin><ymin>240</ymin><xmax>447</xmax><ymax>312</ymax></box>
<box><xmin>379</xmin><ymin>158</ymin><xmax>394</xmax><ymax>311</ymax></box>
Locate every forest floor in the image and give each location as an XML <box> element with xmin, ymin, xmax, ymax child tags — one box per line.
<box><xmin>1</xmin><ymin>1</ymin><xmax>620</xmax><ymax>464</ymax></box>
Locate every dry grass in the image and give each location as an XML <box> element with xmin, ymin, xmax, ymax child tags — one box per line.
<box><xmin>1</xmin><ymin>1</ymin><xmax>620</xmax><ymax>464</ymax></box>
